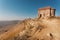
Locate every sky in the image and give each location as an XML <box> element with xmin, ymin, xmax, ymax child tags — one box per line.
<box><xmin>0</xmin><ymin>0</ymin><xmax>60</xmax><ymax>20</ymax></box>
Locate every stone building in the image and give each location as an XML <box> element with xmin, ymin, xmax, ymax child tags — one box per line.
<box><xmin>38</xmin><ymin>6</ymin><xmax>56</xmax><ymax>18</ymax></box>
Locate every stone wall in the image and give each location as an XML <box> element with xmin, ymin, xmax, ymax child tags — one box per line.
<box><xmin>38</xmin><ymin>7</ymin><xmax>55</xmax><ymax>18</ymax></box>
<box><xmin>38</xmin><ymin>9</ymin><xmax>51</xmax><ymax>18</ymax></box>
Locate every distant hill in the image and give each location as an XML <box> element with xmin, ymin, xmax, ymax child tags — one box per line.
<box><xmin>0</xmin><ymin>20</ymin><xmax>19</xmax><ymax>27</ymax></box>
<box><xmin>0</xmin><ymin>20</ymin><xmax>20</xmax><ymax>35</ymax></box>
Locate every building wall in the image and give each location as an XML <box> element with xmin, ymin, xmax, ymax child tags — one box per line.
<box><xmin>39</xmin><ymin>10</ymin><xmax>45</xmax><ymax>17</ymax></box>
<box><xmin>45</xmin><ymin>9</ymin><xmax>50</xmax><ymax>17</ymax></box>
<box><xmin>51</xmin><ymin>9</ymin><xmax>55</xmax><ymax>16</ymax></box>
<box><xmin>38</xmin><ymin>9</ymin><xmax>51</xmax><ymax>18</ymax></box>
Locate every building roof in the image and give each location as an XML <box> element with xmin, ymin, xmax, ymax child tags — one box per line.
<box><xmin>38</xmin><ymin>6</ymin><xmax>55</xmax><ymax>10</ymax></box>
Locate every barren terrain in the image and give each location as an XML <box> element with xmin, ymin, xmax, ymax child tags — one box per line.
<box><xmin>0</xmin><ymin>17</ymin><xmax>60</xmax><ymax>40</ymax></box>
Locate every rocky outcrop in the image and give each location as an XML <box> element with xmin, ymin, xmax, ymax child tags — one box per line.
<box><xmin>0</xmin><ymin>17</ymin><xmax>60</xmax><ymax>40</ymax></box>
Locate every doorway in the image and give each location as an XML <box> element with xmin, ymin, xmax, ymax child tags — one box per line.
<box><xmin>40</xmin><ymin>14</ymin><xmax>42</xmax><ymax>17</ymax></box>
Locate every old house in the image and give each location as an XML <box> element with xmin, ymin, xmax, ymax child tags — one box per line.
<box><xmin>38</xmin><ymin>6</ymin><xmax>56</xmax><ymax>18</ymax></box>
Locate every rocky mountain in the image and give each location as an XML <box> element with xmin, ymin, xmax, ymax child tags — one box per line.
<box><xmin>0</xmin><ymin>16</ymin><xmax>60</xmax><ymax>40</ymax></box>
